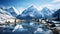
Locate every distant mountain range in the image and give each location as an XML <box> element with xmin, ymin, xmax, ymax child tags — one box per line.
<box><xmin>0</xmin><ymin>5</ymin><xmax>60</xmax><ymax>22</ymax></box>
<box><xmin>17</xmin><ymin>5</ymin><xmax>55</xmax><ymax>19</ymax></box>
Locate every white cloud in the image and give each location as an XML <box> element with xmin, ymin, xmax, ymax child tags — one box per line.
<box><xmin>53</xmin><ymin>0</ymin><xmax>60</xmax><ymax>2</ymax></box>
<box><xmin>37</xmin><ymin>4</ymin><xmax>60</xmax><ymax>10</ymax></box>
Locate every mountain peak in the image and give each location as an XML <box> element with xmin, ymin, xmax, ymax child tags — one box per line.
<box><xmin>28</xmin><ymin>5</ymin><xmax>37</xmax><ymax>9</ymax></box>
<box><xmin>41</xmin><ymin>7</ymin><xmax>51</xmax><ymax>13</ymax></box>
<box><xmin>19</xmin><ymin>5</ymin><xmax>42</xmax><ymax>19</ymax></box>
<box><xmin>9</xmin><ymin>7</ymin><xmax>15</xmax><ymax>10</ymax></box>
<box><xmin>9</xmin><ymin>6</ymin><xmax>20</xmax><ymax>15</ymax></box>
<box><xmin>22</xmin><ymin>5</ymin><xmax>38</xmax><ymax>14</ymax></box>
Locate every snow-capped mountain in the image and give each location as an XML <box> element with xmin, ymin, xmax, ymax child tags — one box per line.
<box><xmin>0</xmin><ymin>5</ymin><xmax>56</xmax><ymax>21</ymax></box>
<box><xmin>6</xmin><ymin>7</ymin><xmax>20</xmax><ymax>17</ymax></box>
<box><xmin>40</xmin><ymin>7</ymin><xmax>54</xmax><ymax>19</ymax></box>
<box><xmin>0</xmin><ymin>8</ymin><xmax>15</xmax><ymax>23</ymax></box>
<box><xmin>17</xmin><ymin>5</ymin><xmax>42</xmax><ymax>19</ymax></box>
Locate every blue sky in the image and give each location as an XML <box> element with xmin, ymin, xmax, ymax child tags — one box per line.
<box><xmin>0</xmin><ymin>0</ymin><xmax>60</xmax><ymax>11</ymax></box>
<box><xmin>0</xmin><ymin>0</ymin><xmax>52</xmax><ymax>8</ymax></box>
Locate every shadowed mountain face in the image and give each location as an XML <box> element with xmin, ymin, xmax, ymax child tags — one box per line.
<box><xmin>53</xmin><ymin>9</ymin><xmax>60</xmax><ymax>21</ymax></box>
<box><xmin>53</xmin><ymin>9</ymin><xmax>60</xmax><ymax>17</ymax></box>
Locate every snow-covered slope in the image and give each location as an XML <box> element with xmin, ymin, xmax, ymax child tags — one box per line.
<box><xmin>0</xmin><ymin>8</ymin><xmax>11</xmax><ymax>15</ymax></box>
<box><xmin>0</xmin><ymin>8</ymin><xmax>15</xmax><ymax>23</ymax></box>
